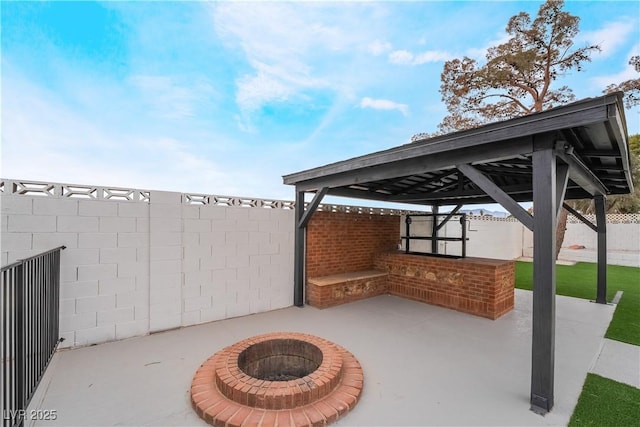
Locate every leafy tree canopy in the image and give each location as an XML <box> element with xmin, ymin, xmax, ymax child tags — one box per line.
<box><xmin>571</xmin><ymin>134</ymin><xmax>640</xmax><ymax>214</ymax></box>
<box><xmin>605</xmin><ymin>56</ymin><xmax>640</xmax><ymax>109</ymax></box>
<box><xmin>437</xmin><ymin>0</ymin><xmax>599</xmax><ymax>134</ymax></box>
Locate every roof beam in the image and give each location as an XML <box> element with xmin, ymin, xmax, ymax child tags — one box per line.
<box><xmin>292</xmin><ymin>137</ymin><xmax>534</xmax><ymax>192</ymax></box>
<box><xmin>477</xmin><ymin>165</ymin><xmax>532</xmax><ymax>175</ymax></box>
<box><xmin>554</xmin><ymin>143</ymin><xmax>608</xmax><ymax>196</ymax></box>
<box><xmin>457</xmin><ymin>163</ymin><xmax>534</xmax><ymax>231</ymax></box>
<box><xmin>401</xmin><ymin>171</ymin><xmax>454</xmax><ymax>191</ymax></box>
<box><xmin>328</xmin><ymin>183</ymin><xmax>590</xmax><ymax>205</ymax></box>
<box><xmin>387</xmin><ymin>183</ymin><xmax>533</xmax><ymax>202</ymax></box>
<box><xmin>579</xmin><ymin>150</ymin><xmax>622</xmax><ymax>158</ymax></box>
<box><xmin>606</xmin><ymin>104</ymin><xmax>634</xmax><ymax>193</ymax></box>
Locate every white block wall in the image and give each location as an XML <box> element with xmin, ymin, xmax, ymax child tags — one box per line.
<box><xmin>562</xmin><ymin>222</ymin><xmax>640</xmax><ymax>251</ymax></box>
<box><xmin>399</xmin><ymin>213</ymin><xmax>639</xmax><ymax>266</ymax></box>
<box><xmin>179</xmin><ymin>204</ymin><xmax>293</xmax><ymax>329</ymax></box>
<box><xmin>1</xmin><ymin>196</ymin><xmax>150</xmax><ymax>348</ymax></box>
<box><xmin>399</xmin><ymin>215</ymin><xmax>524</xmax><ymax>260</ymax></box>
<box><xmin>523</xmin><ymin>218</ymin><xmax>640</xmax><ymax>267</ymax></box>
<box><xmin>466</xmin><ymin>218</ymin><xmax>524</xmax><ymax>260</ymax></box>
<box><xmin>1</xmin><ymin>189</ymin><xmax>294</xmax><ymax>348</ymax></box>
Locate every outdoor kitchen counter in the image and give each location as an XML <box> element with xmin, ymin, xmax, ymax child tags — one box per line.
<box><xmin>374</xmin><ymin>252</ymin><xmax>515</xmax><ymax>319</ymax></box>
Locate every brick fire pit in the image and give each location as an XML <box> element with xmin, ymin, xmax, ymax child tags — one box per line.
<box><xmin>190</xmin><ymin>332</ymin><xmax>363</xmax><ymax>426</ymax></box>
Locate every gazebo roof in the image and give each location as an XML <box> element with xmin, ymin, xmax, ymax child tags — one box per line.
<box><xmin>283</xmin><ymin>93</ymin><xmax>633</xmax><ymax>206</ymax></box>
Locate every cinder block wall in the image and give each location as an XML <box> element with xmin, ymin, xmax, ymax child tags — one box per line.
<box><xmin>305</xmin><ymin>211</ymin><xmax>400</xmax><ymax>278</ymax></box>
<box><xmin>465</xmin><ymin>217</ymin><xmax>524</xmax><ymax>260</ymax></box>
<box><xmin>397</xmin><ymin>215</ymin><xmax>525</xmax><ymax>260</ymax></box>
<box><xmin>1</xmin><ymin>195</ymin><xmax>150</xmax><ymax>347</ymax></box>
<box><xmin>521</xmin><ymin>214</ymin><xmax>640</xmax><ymax>266</ymax></box>
<box><xmin>1</xmin><ymin>183</ymin><xmax>294</xmax><ymax>348</ymax></box>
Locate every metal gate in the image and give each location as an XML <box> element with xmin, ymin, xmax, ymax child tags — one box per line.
<box><xmin>1</xmin><ymin>246</ymin><xmax>65</xmax><ymax>427</ymax></box>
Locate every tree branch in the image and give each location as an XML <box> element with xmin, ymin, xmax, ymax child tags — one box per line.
<box><xmin>475</xmin><ymin>93</ymin><xmax>532</xmax><ymax>113</ymax></box>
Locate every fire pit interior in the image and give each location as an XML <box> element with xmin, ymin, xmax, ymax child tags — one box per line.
<box><xmin>238</xmin><ymin>339</ymin><xmax>322</xmax><ymax>381</ymax></box>
<box><xmin>190</xmin><ymin>332</ymin><xmax>363</xmax><ymax>427</ymax></box>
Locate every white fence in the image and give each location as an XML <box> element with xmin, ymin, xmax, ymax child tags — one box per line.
<box><xmin>1</xmin><ymin>178</ymin><xmax>638</xmax><ymax>348</ymax></box>
<box><xmin>522</xmin><ymin>214</ymin><xmax>640</xmax><ymax>266</ymax></box>
<box><xmin>398</xmin><ymin>212</ymin><xmax>639</xmax><ymax>266</ymax></box>
<box><xmin>1</xmin><ymin>180</ymin><xmax>296</xmax><ymax>348</ymax></box>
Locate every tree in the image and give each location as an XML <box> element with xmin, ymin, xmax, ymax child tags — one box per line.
<box><xmin>436</xmin><ymin>0</ymin><xmax>600</xmax><ymax>259</ymax></box>
<box><xmin>570</xmin><ymin>134</ymin><xmax>640</xmax><ymax>214</ymax></box>
<box><xmin>604</xmin><ymin>56</ymin><xmax>640</xmax><ymax>109</ymax></box>
<box><xmin>438</xmin><ymin>0</ymin><xmax>599</xmax><ymax>134</ymax></box>
<box><xmin>569</xmin><ymin>59</ymin><xmax>640</xmax><ymax>215</ymax></box>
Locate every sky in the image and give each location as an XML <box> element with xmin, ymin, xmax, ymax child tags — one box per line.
<box><xmin>2</xmin><ymin>1</ymin><xmax>639</xmax><ymax>211</ymax></box>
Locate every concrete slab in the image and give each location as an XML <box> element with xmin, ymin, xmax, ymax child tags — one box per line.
<box><xmin>590</xmin><ymin>338</ymin><xmax>640</xmax><ymax>388</ymax></box>
<box><xmin>27</xmin><ymin>289</ymin><xmax>615</xmax><ymax>426</ymax></box>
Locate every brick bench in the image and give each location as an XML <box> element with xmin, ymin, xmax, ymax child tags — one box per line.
<box><xmin>306</xmin><ymin>270</ymin><xmax>389</xmax><ymax>309</ymax></box>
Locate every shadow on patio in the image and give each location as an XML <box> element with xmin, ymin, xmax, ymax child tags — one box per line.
<box><xmin>27</xmin><ymin>289</ymin><xmax>613</xmax><ymax>426</ymax></box>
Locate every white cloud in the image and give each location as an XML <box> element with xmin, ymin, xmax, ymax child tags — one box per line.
<box><xmin>590</xmin><ymin>44</ymin><xmax>640</xmax><ymax>89</ymax></box>
<box><xmin>368</xmin><ymin>40</ymin><xmax>392</xmax><ymax>56</ymax></box>
<box><xmin>389</xmin><ymin>49</ymin><xmax>452</xmax><ymax>65</ymax></box>
<box><xmin>129</xmin><ymin>75</ymin><xmax>214</xmax><ymax>119</ymax></box>
<box><xmin>389</xmin><ymin>50</ymin><xmax>414</xmax><ymax>64</ymax></box>
<box><xmin>211</xmin><ymin>2</ymin><xmax>387</xmax><ymax>120</ymax></box>
<box><xmin>0</xmin><ymin>73</ymin><xmax>235</xmax><ymax>194</ymax></box>
<box><xmin>359</xmin><ymin>97</ymin><xmax>409</xmax><ymax>116</ymax></box>
<box><xmin>581</xmin><ymin>19</ymin><xmax>637</xmax><ymax>58</ymax></box>
<box><xmin>235</xmin><ymin>72</ymin><xmax>292</xmax><ymax>112</ymax></box>
<box><xmin>212</xmin><ymin>3</ymin><xmax>347</xmax><ymax>114</ymax></box>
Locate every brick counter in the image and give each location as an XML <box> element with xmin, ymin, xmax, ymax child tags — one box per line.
<box><xmin>374</xmin><ymin>253</ymin><xmax>514</xmax><ymax>319</ymax></box>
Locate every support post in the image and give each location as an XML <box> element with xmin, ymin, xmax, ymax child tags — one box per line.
<box><xmin>461</xmin><ymin>214</ymin><xmax>467</xmax><ymax>258</ymax></box>
<box><xmin>431</xmin><ymin>205</ymin><xmax>439</xmax><ymax>254</ymax></box>
<box><xmin>530</xmin><ymin>147</ymin><xmax>557</xmax><ymax>414</ymax></box>
<box><xmin>555</xmin><ymin>163</ymin><xmax>569</xmax><ymax>221</ymax></box>
<box><xmin>293</xmin><ymin>188</ymin><xmax>327</xmax><ymax>307</ymax></box>
<box><xmin>405</xmin><ymin>216</ymin><xmax>411</xmax><ymax>253</ymax></box>
<box><xmin>595</xmin><ymin>195</ymin><xmax>607</xmax><ymax>304</ymax></box>
<box><xmin>294</xmin><ymin>190</ymin><xmax>306</xmax><ymax>307</ymax></box>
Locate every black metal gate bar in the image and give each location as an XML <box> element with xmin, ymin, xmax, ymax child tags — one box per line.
<box><xmin>1</xmin><ymin>246</ymin><xmax>65</xmax><ymax>427</ymax></box>
<box><xmin>401</xmin><ymin>213</ymin><xmax>467</xmax><ymax>258</ymax></box>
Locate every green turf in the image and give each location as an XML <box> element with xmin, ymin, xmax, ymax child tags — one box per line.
<box><xmin>568</xmin><ymin>373</ymin><xmax>640</xmax><ymax>427</ymax></box>
<box><xmin>515</xmin><ymin>261</ymin><xmax>640</xmax><ymax>345</ymax></box>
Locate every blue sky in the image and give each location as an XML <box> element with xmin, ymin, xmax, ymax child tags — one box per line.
<box><xmin>2</xmin><ymin>1</ymin><xmax>638</xmax><ymax>210</ymax></box>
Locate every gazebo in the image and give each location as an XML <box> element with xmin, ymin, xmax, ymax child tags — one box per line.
<box><xmin>283</xmin><ymin>92</ymin><xmax>633</xmax><ymax>414</ymax></box>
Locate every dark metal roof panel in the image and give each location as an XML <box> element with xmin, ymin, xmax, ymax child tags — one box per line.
<box><xmin>283</xmin><ymin>93</ymin><xmax>632</xmax><ymax>204</ymax></box>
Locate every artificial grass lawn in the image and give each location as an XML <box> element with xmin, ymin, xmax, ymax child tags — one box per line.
<box><xmin>568</xmin><ymin>373</ymin><xmax>640</xmax><ymax>427</ymax></box>
<box><xmin>515</xmin><ymin>261</ymin><xmax>640</xmax><ymax>346</ymax></box>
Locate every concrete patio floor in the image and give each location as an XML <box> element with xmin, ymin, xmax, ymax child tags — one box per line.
<box><xmin>27</xmin><ymin>289</ymin><xmax>616</xmax><ymax>426</ymax></box>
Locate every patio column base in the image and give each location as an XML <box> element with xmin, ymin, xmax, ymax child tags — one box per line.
<box><xmin>530</xmin><ymin>394</ymin><xmax>552</xmax><ymax>415</ymax></box>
